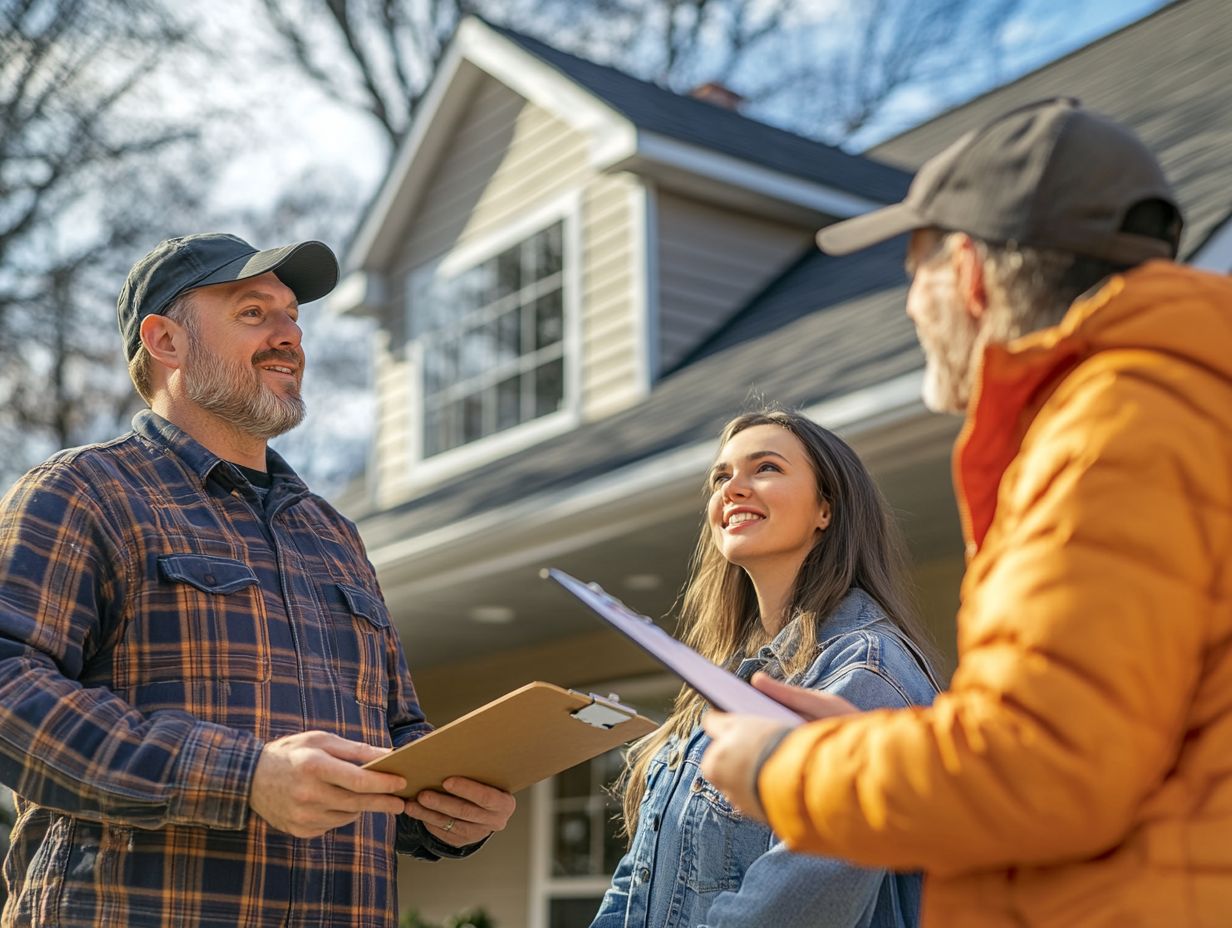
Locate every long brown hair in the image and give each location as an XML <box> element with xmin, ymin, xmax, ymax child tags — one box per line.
<box><xmin>616</xmin><ymin>409</ymin><xmax>936</xmax><ymax>835</ymax></box>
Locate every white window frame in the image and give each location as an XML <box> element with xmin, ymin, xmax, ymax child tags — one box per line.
<box><xmin>403</xmin><ymin>191</ymin><xmax>584</xmax><ymax>487</ymax></box>
<box><xmin>527</xmin><ymin>673</ymin><xmax>676</xmax><ymax>928</ymax></box>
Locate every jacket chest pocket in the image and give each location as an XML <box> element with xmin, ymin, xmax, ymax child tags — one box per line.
<box><xmin>679</xmin><ymin>769</ymin><xmax>765</xmax><ymax>894</ymax></box>
<box><xmin>123</xmin><ymin>554</ymin><xmax>271</xmax><ymax>689</ymax></box>
<box><xmin>323</xmin><ymin>582</ymin><xmax>394</xmax><ymax>709</ymax></box>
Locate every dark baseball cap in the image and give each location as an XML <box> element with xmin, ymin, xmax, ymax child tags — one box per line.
<box><xmin>817</xmin><ymin>98</ymin><xmax>1181</xmax><ymax>263</ymax></box>
<box><xmin>117</xmin><ymin>232</ymin><xmax>340</xmax><ymax>362</ymax></box>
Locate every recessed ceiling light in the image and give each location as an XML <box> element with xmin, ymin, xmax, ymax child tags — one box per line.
<box><xmin>469</xmin><ymin>605</ymin><xmax>516</xmax><ymax>624</ymax></box>
<box><xmin>624</xmin><ymin>573</ymin><xmax>662</xmax><ymax>591</ymax></box>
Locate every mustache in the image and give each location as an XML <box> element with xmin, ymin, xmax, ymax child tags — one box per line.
<box><xmin>252</xmin><ymin>348</ymin><xmax>304</xmax><ymax>368</ymax></box>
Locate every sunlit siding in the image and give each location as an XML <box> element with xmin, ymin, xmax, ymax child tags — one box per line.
<box><xmin>656</xmin><ymin>191</ymin><xmax>810</xmax><ymax>371</ymax></box>
<box><xmin>371</xmin><ymin>77</ymin><xmax>647</xmax><ymax>501</ymax></box>
<box><xmin>580</xmin><ymin>174</ymin><xmax>642</xmax><ymax>419</ymax></box>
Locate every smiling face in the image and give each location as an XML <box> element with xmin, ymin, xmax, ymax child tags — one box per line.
<box><xmin>179</xmin><ymin>272</ymin><xmax>307</xmax><ymax>439</ymax></box>
<box><xmin>706</xmin><ymin>424</ymin><xmax>832</xmax><ymax>575</ymax></box>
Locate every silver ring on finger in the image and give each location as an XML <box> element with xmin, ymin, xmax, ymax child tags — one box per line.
<box><xmin>442</xmin><ymin>818</ymin><xmax>455</xmax><ymax>833</ymax></box>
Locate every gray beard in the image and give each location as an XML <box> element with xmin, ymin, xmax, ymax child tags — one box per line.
<box><xmin>184</xmin><ymin>341</ymin><xmax>306</xmax><ymax>439</ymax></box>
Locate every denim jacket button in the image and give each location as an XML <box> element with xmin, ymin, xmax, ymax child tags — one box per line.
<box><xmin>638</xmin><ymin>866</ymin><xmax>651</xmax><ymax>883</ymax></box>
<box><xmin>690</xmin><ymin>776</ymin><xmax>704</xmax><ymax>792</ymax></box>
<box><xmin>667</xmin><ymin>748</ymin><xmax>681</xmax><ymax>769</ymax></box>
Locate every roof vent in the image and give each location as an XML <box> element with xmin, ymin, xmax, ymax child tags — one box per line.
<box><xmin>690</xmin><ymin>81</ymin><xmax>745</xmax><ymax>111</ymax></box>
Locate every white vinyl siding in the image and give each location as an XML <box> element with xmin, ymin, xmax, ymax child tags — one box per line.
<box><xmin>370</xmin><ymin>76</ymin><xmax>647</xmax><ymax>501</ymax></box>
<box><xmin>580</xmin><ymin>174</ymin><xmax>642</xmax><ymax>419</ymax></box>
<box><xmin>656</xmin><ymin>191</ymin><xmax>811</xmax><ymax>371</ymax></box>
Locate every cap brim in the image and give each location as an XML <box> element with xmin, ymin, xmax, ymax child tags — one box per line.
<box><xmin>816</xmin><ymin>202</ymin><xmax>925</xmax><ymax>255</ymax></box>
<box><xmin>194</xmin><ymin>240</ymin><xmax>340</xmax><ymax>305</ymax></box>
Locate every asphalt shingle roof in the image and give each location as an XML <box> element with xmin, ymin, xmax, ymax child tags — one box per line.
<box><xmin>356</xmin><ymin>2</ymin><xmax>1229</xmax><ymax>539</ymax></box>
<box><xmin>356</xmin><ymin>256</ymin><xmax>918</xmax><ymax>544</ymax></box>
<box><xmin>871</xmin><ymin>0</ymin><xmax>1232</xmax><ymax>258</ymax></box>
<box><xmin>487</xmin><ymin>22</ymin><xmax>912</xmax><ymax>205</ymax></box>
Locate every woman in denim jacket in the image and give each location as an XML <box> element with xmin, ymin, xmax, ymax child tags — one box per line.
<box><xmin>591</xmin><ymin>410</ymin><xmax>941</xmax><ymax>928</ymax></box>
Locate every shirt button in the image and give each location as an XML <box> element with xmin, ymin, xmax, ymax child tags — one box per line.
<box><xmin>203</xmin><ymin>573</ymin><xmax>217</xmax><ymax>585</ymax></box>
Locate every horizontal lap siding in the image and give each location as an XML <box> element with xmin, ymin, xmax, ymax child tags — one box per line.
<box><xmin>581</xmin><ymin>174</ymin><xmax>641</xmax><ymax>419</ymax></box>
<box><xmin>656</xmin><ymin>191</ymin><xmax>810</xmax><ymax>371</ymax></box>
<box><xmin>373</xmin><ymin>76</ymin><xmax>646</xmax><ymax>499</ymax></box>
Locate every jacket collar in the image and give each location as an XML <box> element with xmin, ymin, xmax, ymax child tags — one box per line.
<box><xmin>736</xmin><ymin>587</ymin><xmax>886</xmax><ymax>681</ymax></box>
<box><xmin>132</xmin><ymin>409</ymin><xmax>309</xmax><ymax>499</ymax></box>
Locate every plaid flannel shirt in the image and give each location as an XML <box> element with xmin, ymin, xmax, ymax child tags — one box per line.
<box><xmin>0</xmin><ymin>411</ymin><xmax>460</xmax><ymax>927</ymax></box>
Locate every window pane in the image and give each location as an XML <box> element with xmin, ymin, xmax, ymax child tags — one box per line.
<box><xmin>496</xmin><ymin>375</ymin><xmax>521</xmax><ymax>432</ymax></box>
<box><xmin>548</xmin><ymin>896</ymin><xmax>604</xmax><ymax>928</ymax></box>
<box><xmin>533</xmin><ymin>287</ymin><xmax>564</xmax><ymax>350</ymax></box>
<box><xmin>554</xmin><ymin>763</ymin><xmax>591</xmax><ymax>800</ymax></box>
<box><xmin>416</xmin><ymin>220</ymin><xmax>569</xmax><ymax>457</ymax></box>
<box><xmin>458</xmin><ymin>323</ymin><xmax>493</xmax><ymax>380</ymax></box>
<box><xmin>496</xmin><ymin>307</ymin><xmax>521</xmax><ymax>362</ymax></box>
<box><xmin>462</xmin><ymin>393</ymin><xmax>484</xmax><ymax>444</ymax></box>
<box><xmin>424</xmin><ymin>401</ymin><xmax>460</xmax><ymax>456</ymax></box>
<box><xmin>461</xmin><ymin>258</ymin><xmax>497</xmax><ymax>309</ymax></box>
<box><xmin>527</xmin><ymin>222</ymin><xmax>564</xmax><ymax>279</ymax></box>
<box><xmin>426</xmin><ymin>332</ymin><xmax>463</xmax><ymax>396</ymax></box>
<box><xmin>496</xmin><ymin>246</ymin><xmax>521</xmax><ymax>300</ymax></box>
<box><xmin>534</xmin><ymin>358</ymin><xmax>565</xmax><ymax>418</ymax></box>
<box><xmin>552</xmin><ymin>811</ymin><xmax>592</xmax><ymax>877</ymax></box>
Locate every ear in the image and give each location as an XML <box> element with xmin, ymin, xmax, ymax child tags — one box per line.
<box><xmin>140</xmin><ymin>313</ymin><xmax>189</xmax><ymax>372</ymax></box>
<box><xmin>815</xmin><ymin>499</ymin><xmax>832</xmax><ymax>532</ymax></box>
<box><xmin>951</xmin><ymin>234</ymin><xmax>989</xmax><ymax>321</ymax></box>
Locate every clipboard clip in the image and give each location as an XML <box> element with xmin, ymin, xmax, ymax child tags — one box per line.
<box><xmin>571</xmin><ymin>692</ymin><xmax>637</xmax><ymax>730</ymax></box>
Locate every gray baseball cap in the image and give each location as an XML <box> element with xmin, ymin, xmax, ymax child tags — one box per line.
<box><xmin>817</xmin><ymin>98</ymin><xmax>1181</xmax><ymax>263</ymax></box>
<box><xmin>117</xmin><ymin>232</ymin><xmax>339</xmax><ymax>362</ymax></box>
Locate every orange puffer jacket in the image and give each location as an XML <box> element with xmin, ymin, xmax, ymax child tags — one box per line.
<box><xmin>758</xmin><ymin>261</ymin><xmax>1232</xmax><ymax>927</ymax></box>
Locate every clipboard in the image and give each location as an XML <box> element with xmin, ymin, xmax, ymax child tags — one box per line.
<box><xmin>543</xmin><ymin>568</ymin><xmax>804</xmax><ymax>725</ymax></box>
<box><xmin>363</xmin><ymin>681</ymin><xmax>658</xmax><ymax>797</ymax></box>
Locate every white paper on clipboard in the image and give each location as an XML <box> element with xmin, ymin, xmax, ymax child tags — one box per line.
<box><xmin>543</xmin><ymin>568</ymin><xmax>803</xmax><ymax>726</ymax></box>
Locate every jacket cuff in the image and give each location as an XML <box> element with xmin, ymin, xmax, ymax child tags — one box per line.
<box><xmin>397</xmin><ymin>814</ymin><xmax>490</xmax><ymax>861</ymax></box>
<box><xmin>167</xmin><ymin>722</ymin><xmax>264</xmax><ymax>830</ymax></box>
<box><xmin>751</xmin><ymin>726</ymin><xmax>795</xmax><ymax>811</ymax></box>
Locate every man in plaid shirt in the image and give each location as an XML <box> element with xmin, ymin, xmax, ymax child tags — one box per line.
<box><xmin>0</xmin><ymin>233</ymin><xmax>515</xmax><ymax>926</ymax></box>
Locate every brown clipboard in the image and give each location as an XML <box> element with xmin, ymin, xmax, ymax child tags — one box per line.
<box><xmin>363</xmin><ymin>681</ymin><xmax>658</xmax><ymax>798</ymax></box>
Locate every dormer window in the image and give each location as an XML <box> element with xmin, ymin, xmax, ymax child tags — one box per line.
<box><xmin>409</xmin><ymin>221</ymin><xmax>567</xmax><ymax>457</ymax></box>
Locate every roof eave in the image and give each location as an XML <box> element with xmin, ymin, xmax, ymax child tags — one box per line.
<box><xmin>361</xmin><ymin>369</ymin><xmax>935</xmax><ymax>598</ymax></box>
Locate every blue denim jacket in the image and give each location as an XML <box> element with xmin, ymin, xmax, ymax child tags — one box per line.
<box><xmin>590</xmin><ymin>589</ymin><xmax>940</xmax><ymax>928</ymax></box>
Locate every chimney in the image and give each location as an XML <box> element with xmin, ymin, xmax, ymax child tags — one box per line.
<box><xmin>690</xmin><ymin>81</ymin><xmax>744</xmax><ymax>111</ymax></box>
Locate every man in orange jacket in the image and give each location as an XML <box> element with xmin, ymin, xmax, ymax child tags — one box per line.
<box><xmin>700</xmin><ymin>97</ymin><xmax>1232</xmax><ymax>927</ymax></box>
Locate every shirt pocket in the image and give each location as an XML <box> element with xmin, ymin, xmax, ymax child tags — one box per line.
<box><xmin>124</xmin><ymin>554</ymin><xmax>271</xmax><ymax>687</ymax></box>
<box><xmin>323</xmin><ymin>581</ymin><xmax>394</xmax><ymax>709</ymax></box>
<box><xmin>680</xmin><ymin>770</ymin><xmax>754</xmax><ymax>894</ymax></box>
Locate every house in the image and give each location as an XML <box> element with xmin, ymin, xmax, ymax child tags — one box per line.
<box><xmin>328</xmin><ymin>2</ymin><xmax>1232</xmax><ymax>924</ymax></box>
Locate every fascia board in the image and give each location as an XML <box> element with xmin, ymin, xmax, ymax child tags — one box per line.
<box><xmin>365</xmin><ymin>370</ymin><xmax>929</xmax><ymax>591</ymax></box>
<box><xmin>622</xmin><ymin>131</ymin><xmax>887</xmax><ymax>218</ymax></box>
<box><xmin>344</xmin><ymin>40</ymin><xmax>475</xmax><ymax>271</ymax></box>
<box><xmin>344</xmin><ymin>18</ymin><xmax>636</xmax><ymax>274</ymax></box>
<box><xmin>458</xmin><ymin>19</ymin><xmax>633</xmax><ymax>142</ymax></box>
